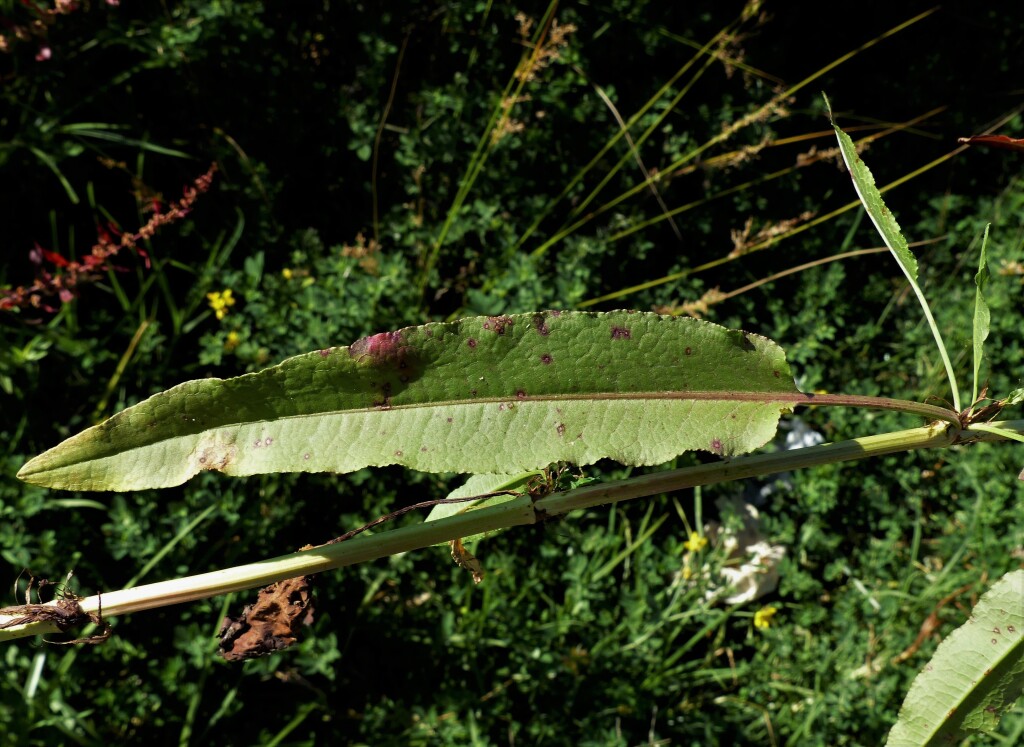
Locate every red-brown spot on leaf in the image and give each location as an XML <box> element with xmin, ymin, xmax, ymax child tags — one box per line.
<box><xmin>540</xmin><ymin>353</ymin><xmax>553</xmax><ymax>364</ymax></box>
<box><xmin>711</xmin><ymin>438</ymin><xmax>723</xmax><ymax>454</ymax></box>
<box><xmin>467</xmin><ymin>338</ymin><xmax>478</xmax><ymax>348</ymax></box>
<box><xmin>685</xmin><ymin>347</ymin><xmax>692</xmax><ymax>355</ymax></box>
<box><xmin>516</xmin><ymin>389</ymin><xmax>527</xmax><ymax>399</ymax></box>
<box><xmin>556</xmin><ymin>423</ymin><xmax>566</xmax><ymax>437</ymax></box>
<box><xmin>485</xmin><ymin>315</ymin><xmax>514</xmax><ymax>334</ymax></box>
<box><xmin>610</xmin><ymin>326</ymin><xmax>630</xmax><ymax>340</ymax></box>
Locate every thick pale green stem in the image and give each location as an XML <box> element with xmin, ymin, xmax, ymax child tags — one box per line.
<box><xmin>3</xmin><ymin>420</ymin><xmax>1021</xmax><ymax>643</ymax></box>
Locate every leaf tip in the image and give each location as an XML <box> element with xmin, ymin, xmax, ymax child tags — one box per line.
<box><xmin>821</xmin><ymin>91</ymin><xmax>834</xmax><ymax>122</ymax></box>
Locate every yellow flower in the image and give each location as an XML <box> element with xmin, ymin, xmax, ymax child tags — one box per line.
<box><xmin>281</xmin><ymin>267</ymin><xmax>293</xmax><ymax>280</ymax></box>
<box><xmin>224</xmin><ymin>330</ymin><xmax>240</xmax><ymax>351</ymax></box>
<box><xmin>206</xmin><ymin>289</ymin><xmax>236</xmax><ymax>320</ymax></box>
<box><xmin>753</xmin><ymin>605</ymin><xmax>778</xmax><ymax>630</ymax></box>
<box><xmin>683</xmin><ymin>531</ymin><xmax>707</xmax><ymax>553</ymax></box>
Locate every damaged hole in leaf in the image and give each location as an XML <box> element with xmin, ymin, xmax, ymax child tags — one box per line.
<box><xmin>217</xmin><ymin>574</ymin><xmax>315</xmax><ymax>662</ymax></box>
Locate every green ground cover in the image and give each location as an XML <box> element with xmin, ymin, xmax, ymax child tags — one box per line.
<box><xmin>1</xmin><ymin>2</ymin><xmax>1022</xmax><ymax>744</ymax></box>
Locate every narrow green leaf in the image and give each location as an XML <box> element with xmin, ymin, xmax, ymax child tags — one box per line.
<box><xmin>967</xmin><ymin>423</ymin><xmax>1024</xmax><ymax>445</ymax></box>
<box><xmin>824</xmin><ymin>95</ymin><xmax>917</xmax><ymax>281</ymax></box>
<box><xmin>18</xmin><ymin>311</ymin><xmax>800</xmax><ymax>491</ymax></box>
<box><xmin>972</xmin><ymin>224</ymin><xmax>991</xmax><ymax>405</ymax></box>
<box><xmin>824</xmin><ymin>93</ymin><xmax>960</xmax><ymax>411</ymax></box>
<box><xmin>886</xmin><ymin>570</ymin><xmax>1024</xmax><ymax>746</ymax></box>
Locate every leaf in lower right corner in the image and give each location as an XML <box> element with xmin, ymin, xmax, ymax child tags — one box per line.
<box><xmin>885</xmin><ymin>570</ymin><xmax>1024</xmax><ymax>746</ymax></box>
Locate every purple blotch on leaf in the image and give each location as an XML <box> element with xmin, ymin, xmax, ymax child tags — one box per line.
<box><xmin>556</xmin><ymin>423</ymin><xmax>566</xmax><ymax>437</ymax></box>
<box><xmin>540</xmin><ymin>353</ymin><xmax>553</xmax><ymax>364</ymax></box>
<box><xmin>349</xmin><ymin>330</ymin><xmax>408</xmax><ymax>365</ymax></box>
<box><xmin>610</xmin><ymin>326</ymin><xmax>631</xmax><ymax>339</ymax></box>
<box><xmin>711</xmin><ymin>438</ymin><xmax>723</xmax><ymax>454</ymax></box>
<box><xmin>467</xmin><ymin>338</ymin><xmax>478</xmax><ymax>348</ymax></box>
<box><xmin>516</xmin><ymin>389</ymin><xmax>527</xmax><ymax>399</ymax></box>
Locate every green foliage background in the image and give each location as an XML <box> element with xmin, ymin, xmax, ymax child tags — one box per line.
<box><xmin>1</xmin><ymin>1</ymin><xmax>1022</xmax><ymax>744</ymax></box>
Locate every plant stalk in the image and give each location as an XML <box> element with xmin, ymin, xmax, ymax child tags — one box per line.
<box><xmin>3</xmin><ymin>419</ymin><xmax>1020</xmax><ymax>642</ymax></box>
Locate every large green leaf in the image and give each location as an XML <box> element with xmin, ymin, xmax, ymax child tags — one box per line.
<box><xmin>18</xmin><ymin>311</ymin><xmax>800</xmax><ymax>491</ymax></box>
<box><xmin>886</xmin><ymin>570</ymin><xmax>1024</xmax><ymax>746</ymax></box>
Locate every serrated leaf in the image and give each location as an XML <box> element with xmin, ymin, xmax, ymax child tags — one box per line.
<box><xmin>973</xmin><ymin>225</ymin><xmax>991</xmax><ymax>404</ymax></box>
<box><xmin>825</xmin><ymin>95</ymin><xmax>918</xmax><ymax>282</ymax></box>
<box><xmin>18</xmin><ymin>311</ymin><xmax>800</xmax><ymax>491</ymax></box>
<box><xmin>886</xmin><ymin>570</ymin><xmax>1024</xmax><ymax>746</ymax></box>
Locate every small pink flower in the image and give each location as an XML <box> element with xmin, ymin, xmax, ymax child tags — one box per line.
<box><xmin>35</xmin><ymin>46</ymin><xmax>52</xmax><ymax>62</ymax></box>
